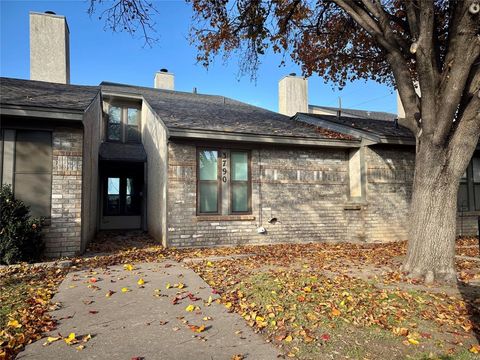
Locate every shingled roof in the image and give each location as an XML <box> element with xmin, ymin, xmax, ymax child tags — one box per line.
<box><xmin>101</xmin><ymin>82</ymin><xmax>354</xmax><ymax>141</ymax></box>
<box><xmin>308</xmin><ymin>105</ymin><xmax>397</xmax><ymax>122</ymax></box>
<box><xmin>296</xmin><ymin>113</ymin><xmax>413</xmax><ymax>141</ymax></box>
<box><xmin>0</xmin><ymin>77</ymin><xmax>100</xmax><ymax>112</ymax></box>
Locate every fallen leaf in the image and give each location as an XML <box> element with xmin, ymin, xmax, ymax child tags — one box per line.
<box><xmin>469</xmin><ymin>344</ymin><xmax>480</xmax><ymax>354</ymax></box>
<box><xmin>7</xmin><ymin>320</ymin><xmax>22</xmax><ymax>328</ymax></box>
<box><xmin>185</xmin><ymin>304</ymin><xmax>195</xmax><ymax>312</ymax></box>
<box><xmin>64</xmin><ymin>332</ymin><xmax>77</xmax><ymax>345</ymax></box>
<box><xmin>43</xmin><ymin>336</ymin><xmax>62</xmax><ymax>346</ymax></box>
<box><xmin>124</xmin><ymin>264</ymin><xmax>135</xmax><ymax>271</ymax></box>
<box><xmin>137</xmin><ymin>278</ymin><xmax>145</xmax><ymax>286</ymax></box>
<box><xmin>188</xmin><ymin>324</ymin><xmax>206</xmax><ymax>333</ymax></box>
<box><xmin>121</xmin><ymin>287</ymin><xmax>130</xmax><ymax>293</ymax></box>
<box><xmin>285</xmin><ymin>335</ymin><xmax>293</xmax><ymax>342</ymax></box>
<box><xmin>106</xmin><ymin>290</ymin><xmax>115</xmax><ymax>297</ymax></box>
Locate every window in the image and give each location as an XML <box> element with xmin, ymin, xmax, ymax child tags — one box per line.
<box><xmin>14</xmin><ymin>131</ymin><xmax>52</xmax><ymax>217</ymax></box>
<box><xmin>106</xmin><ymin>104</ymin><xmax>141</xmax><ymax>143</ymax></box>
<box><xmin>197</xmin><ymin>149</ymin><xmax>251</xmax><ymax>215</ymax></box>
<box><xmin>198</xmin><ymin>150</ymin><xmax>219</xmax><ymax>213</ymax></box>
<box><xmin>457</xmin><ymin>156</ymin><xmax>480</xmax><ymax>212</ymax></box>
<box><xmin>104</xmin><ymin>176</ymin><xmax>141</xmax><ymax>216</ymax></box>
<box><xmin>107</xmin><ymin>106</ymin><xmax>121</xmax><ymax>141</ymax></box>
<box><xmin>473</xmin><ymin>158</ymin><xmax>480</xmax><ymax>210</ymax></box>
<box><xmin>231</xmin><ymin>152</ymin><xmax>249</xmax><ymax>212</ymax></box>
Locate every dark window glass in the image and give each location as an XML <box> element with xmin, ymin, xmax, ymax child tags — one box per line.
<box><xmin>14</xmin><ymin>131</ymin><xmax>52</xmax><ymax>217</ymax></box>
<box><xmin>126</xmin><ymin>108</ymin><xmax>140</xmax><ymax>142</ymax></box>
<box><xmin>108</xmin><ymin>106</ymin><xmax>121</xmax><ymax>141</ymax></box>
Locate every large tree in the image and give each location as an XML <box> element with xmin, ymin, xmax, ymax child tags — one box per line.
<box><xmin>90</xmin><ymin>0</ymin><xmax>480</xmax><ymax>283</ymax></box>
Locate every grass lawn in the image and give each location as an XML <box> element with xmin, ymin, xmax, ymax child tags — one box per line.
<box><xmin>1</xmin><ymin>234</ymin><xmax>479</xmax><ymax>359</ymax></box>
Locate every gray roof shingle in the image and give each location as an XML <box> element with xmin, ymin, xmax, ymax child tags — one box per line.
<box><xmin>299</xmin><ymin>113</ymin><xmax>413</xmax><ymax>139</ymax></box>
<box><xmin>309</xmin><ymin>105</ymin><xmax>397</xmax><ymax>121</ymax></box>
<box><xmin>0</xmin><ymin>77</ymin><xmax>100</xmax><ymax>112</ymax></box>
<box><xmin>100</xmin><ymin>82</ymin><xmax>354</xmax><ymax>140</ymax></box>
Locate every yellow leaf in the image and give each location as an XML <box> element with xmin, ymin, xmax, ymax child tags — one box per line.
<box><xmin>408</xmin><ymin>338</ymin><xmax>419</xmax><ymax>345</ymax></box>
<box><xmin>121</xmin><ymin>287</ymin><xmax>130</xmax><ymax>293</ymax></box>
<box><xmin>206</xmin><ymin>261</ymin><xmax>214</xmax><ymax>267</ymax></box>
<box><xmin>285</xmin><ymin>335</ymin><xmax>293</xmax><ymax>342</ymax></box>
<box><xmin>64</xmin><ymin>332</ymin><xmax>77</xmax><ymax>345</ymax></box>
<box><xmin>75</xmin><ymin>345</ymin><xmax>85</xmax><ymax>351</ymax></box>
<box><xmin>303</xmin><ymin>286</ymin><xmax>311</xmax><ymax>293</ymax></box>
<box><xmin>206</xmin><ymin>295</ymin><xmax>213</xmax><ymax>305</ymax></box>
<box><xmin>137</xmin><ymin>278</ymin><xmax>145</xmax><ymax>285</ymax></box>
<box><xmin>43</xmin><ymin>336</ymin><xmax>62</xmax><ymax>346</ymax></box>
<box><xmin>166</xmin><ymin>282</ymin><xmax>172</xmax><ymax>289</ymax></box>
<box><xmin>185</xmin><ymin>304</ymin><xmax>195</xmax><ymax>312</ymax></box>
<box><xmin>7</xmin><ymin>320</ymin><xmax>22</xmax><ymax>328</ymax></box>
<box><xmin>176</xmin><ymin>283</ymin><xmax>185</xmax><ymax>289</ymax></box>
<box><xmin>469</xmin><ymin>344</ymin><xmax>480</xmax><ymax>354</ymax></box>
<box><xmin>123</xmin><ymin>264</ymin><xmax>134</xmax><ymax>271</ymax></box>
<box><xmin>47</xmin><ymin>336</ymin><xmax>61</xmax><ymax>343</ymax></box>
<box><xmin>225</xmin><ymin>302</ymin><xmax>233</xmax><ymax>309</ymax></box>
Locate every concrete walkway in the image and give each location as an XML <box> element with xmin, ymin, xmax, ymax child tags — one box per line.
<box><xmin>18</xmin><ymin>260</ymin><xmax>280</xmax><ymax>360</ymax></box>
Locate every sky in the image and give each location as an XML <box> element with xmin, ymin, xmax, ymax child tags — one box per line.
<box><xmin>0</xmin><ymin>0</ymin><xmax>398</xmax><ymax>114</ymax></box>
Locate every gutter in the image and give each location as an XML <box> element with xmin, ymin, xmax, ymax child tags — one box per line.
<box><xmin>1</xmin><ymin>105</ymin><xmax>84</xmax><ymax>121</ymax></box>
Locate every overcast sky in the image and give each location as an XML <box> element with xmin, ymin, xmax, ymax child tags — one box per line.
<box><xmin>1</xmin><ymin>0</ymin><xmax>398</xmax><ymax>114</ymax></box>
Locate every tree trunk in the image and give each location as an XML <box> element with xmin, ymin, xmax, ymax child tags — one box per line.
<box><xmin>402</xmin><ymin>141</ymin><xmax>459</xmax><ymax>284</ymax></box>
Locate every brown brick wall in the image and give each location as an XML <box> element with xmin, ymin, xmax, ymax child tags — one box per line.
<box><xmin>43</xmin><ymin>127</ymin><xmax>83</xmax><ymax>257</ymax></box>
<box><xmin>167</xmin><ymin>142</ymin><xmax>352</xmax><ymax>247</ymax></box>
<box><xmin>166</xmin><ymin>142</ymin><xmax>478</xmax><ymax>248</ymax></box>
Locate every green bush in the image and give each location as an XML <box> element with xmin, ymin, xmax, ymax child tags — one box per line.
<box><xmin>0</xmin><ymin>185</ymin><xmax>44</xmax><ymax>265</ymax></box>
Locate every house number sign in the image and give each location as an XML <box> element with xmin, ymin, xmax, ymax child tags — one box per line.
<box><xmin>222</xmin><ymin>152</ymin><xmax>228</xmax><ymax>183</ymax></box>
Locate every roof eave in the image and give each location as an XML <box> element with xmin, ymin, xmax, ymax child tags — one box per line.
<box><xmin>1</xmin><ymin>104</ymin><xmax>84</xmax><ymax>121</ymax></box>
<box><xmin>294</xmin><ymin>113</ymin><xmax>381</xmax><ymax>143</ymax></box>
<box><xmin>168</xmin><ymin>127</ymin><xmax>360</xmax><ymax>148</ymax></box>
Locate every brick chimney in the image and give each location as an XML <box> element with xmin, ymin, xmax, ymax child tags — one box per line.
<box><xmin>30</xmin><ymin>11</ymin><xmax>70</xmax><ymax>84</ymax></box>
<box><xmin>154</xmin><ymin>69</ymin><xmax>174</xmax><ymax>90</ymax></box>
<box><xmin>278</xmin><ymin>73</ymin><xmax>308</xmax><ymax>116</ymax></box>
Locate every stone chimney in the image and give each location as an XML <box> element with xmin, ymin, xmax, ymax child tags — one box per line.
<box><xmin>154</xmin><ymin>69</ymin><xmax>174</xmax><ymax>90</ymax></box>
<box><xmin>30</xmin><ymin>11</ymin><xmax>70</xmax><ymax>84</ymax></box>
<box><xmin>278</xmin><ymin>73</ymin><xmax>308</xmax><ymax>116</ymax></box>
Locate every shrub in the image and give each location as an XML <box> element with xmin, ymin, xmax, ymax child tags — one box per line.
<box><xmin>0</xmin><ymin>185</ymin><xmax>44</xmax><ymax>265</ymax></box>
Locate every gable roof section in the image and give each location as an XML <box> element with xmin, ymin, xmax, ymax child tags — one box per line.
<box><xmin>0</xmin><ymin>77</ymin><xmax>100</xmax><ymax>113</ymax></box>
<box><xmin>308</xmin><ymin>105</ymin><xmax>397</xmax><ymax>122</ymax></box>
<box><xmin>100</xmin><ymin>82</ymin><xmax>357</xmax><ymax>144</ymax></box>
<box><xmin>295</xmin><ymin>113</ymin><xmax>414</xmax><ymax>144</ymax></box>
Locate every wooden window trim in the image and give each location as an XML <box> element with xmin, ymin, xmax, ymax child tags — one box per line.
<box><xmin>196</xmin><ymin>148</ymin><xmax>222</xmax><ymax>215</ymax></box>
<box><xmin>229</xmin><ymin>150</ymin><xmax>252</xmax><ymax>215</ymax></box>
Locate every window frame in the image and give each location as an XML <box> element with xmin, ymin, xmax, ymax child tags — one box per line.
<box><xmin>106</xmin><ymin>103</ymin><xmax>141</xmax><ymax>144</ymax></box>
<box><xmin>457</xmin><ymin>155</ymin><xmax>480</xmax><ymax>212</ymax></box>
<box><xmin>196</xmin><ymin>148</ymin><xmax>222</xmax><ymax>215</ymax></box>
<box><xmin>196</xmin><ymin>147</ymin><xmax>252</xmax><ymax>216</ymax></box>
<box><xmin>229</xmin><ymin>150</ymin><xmax>252</xmax><ymax>215</ymax></box>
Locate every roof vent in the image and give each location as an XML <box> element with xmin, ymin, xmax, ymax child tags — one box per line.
<box><xmin>160</xmin><ymin>68</ymin><xmax>168</xmax><ymax>73</ymax></box>
<box><xmin>289</xmin><ymin>72</ymin><xmax>297</xmax><ymax>76</ymax></box>
<box><xmin>44</xmin><ymin>11</ymin><xmax>56</xmax><ymax>15</ymax></box>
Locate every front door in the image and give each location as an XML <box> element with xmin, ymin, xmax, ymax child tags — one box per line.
<box><xmin>100</xmin><ymin>162</ymin><xmax>144</xmax><ymax>230</ymax></box>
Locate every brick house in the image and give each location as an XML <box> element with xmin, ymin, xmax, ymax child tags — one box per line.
<box><xmin>1</xmin><ymin>12</ymin><xmax>478</xmax><ymax>257</ymax></box>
